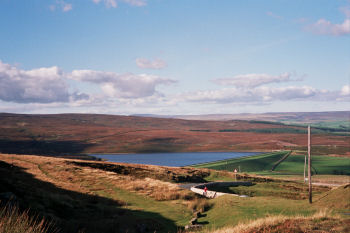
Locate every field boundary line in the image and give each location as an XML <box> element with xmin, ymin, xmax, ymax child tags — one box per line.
<box><xmin>271</xmin><ymin>151</ymin><xmax>292</xmax><ymax>171</ymax></box>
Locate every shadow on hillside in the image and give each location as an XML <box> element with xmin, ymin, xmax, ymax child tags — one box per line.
<box><xmin>0</xmin><ymin>161</ymin><xmax>179</xmax><ymax>233</ymax></box>
<box><xmin>0</xmin><ymin>139</ymin><xmax>93</xmax><ymax>156</ymax></box>
<box><xmin>70</xmin><ymin>161</ymin><xmax>209</xmax><ymax>183</ymax></box>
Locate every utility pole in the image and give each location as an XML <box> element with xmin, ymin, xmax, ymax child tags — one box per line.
<box><xmin>304</xmin><ymin>150</ymin><xmax>306</xmax><ymax>183</ymax></box>
<box><xmin>308</xmin><ymin>125</ymin><xmax>312</xmax><ymax>204</ymax></box>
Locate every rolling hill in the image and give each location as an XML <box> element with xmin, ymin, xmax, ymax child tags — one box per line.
<box><xmin>0</xmin><ymin>113</ymin><xmax>348</xmax><ymax>157</ymax></box>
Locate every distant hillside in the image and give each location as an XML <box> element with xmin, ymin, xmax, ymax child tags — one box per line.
<box><xmin>0</xmin><ymin>113</ymin><xmax>349</xmax><ymax>156</ymax></box>
<box><xmin>159</xmin><ymin>111</ymin><xmax>350</xmax><ymax>123</ymax></box>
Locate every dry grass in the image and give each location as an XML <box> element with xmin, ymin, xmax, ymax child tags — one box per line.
<box><xmin>94</xmin><ymin>172</ymin><xmax>195</xmax><ymax>201</ymax></box>
<box><xmin>187</xmin><ymin>197</ymin><xmax>212</xmax><ymax>213</ymax></box>
<box><xmin>0</xmin><ymin>205</ymin><xmax>54</xmax><ymax>233</ymax></box>
<box><xmin>0</xmin><ymin>154</ymin><xmax>196</xmax><ymax>202</ymax></box>
<box><xmin>200</xmin><ymin>209</ymin><xmax>349</xmax><ymax>233</ymax></box>
<box><xmin>315</xmin><ymin>183</ymin><xmax>350</xmax><ymax>209</ymax></box>
<box><xmin>0</xmin><ymin>153</ymin><xmax>194</xmax><ymax>232</ymax></box>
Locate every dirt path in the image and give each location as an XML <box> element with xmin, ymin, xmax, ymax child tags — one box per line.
<box><xmin>312</xmin><ymin>182</ymin><xmax>342</xmax><ymax>187</ymax></box>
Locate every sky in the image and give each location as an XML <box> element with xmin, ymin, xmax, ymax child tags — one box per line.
<box><xmin>0</xmin><ymin>0</ymin><xmax>349</xmax><ymax>115</ymax></box>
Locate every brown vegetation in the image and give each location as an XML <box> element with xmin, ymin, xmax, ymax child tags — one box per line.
<box><xmin>0</xmin><ymin>113</ymin><xmax>348</xmax><ymax>156</ymax></box>
<box><xmin>0</xmin><ymin>205</ymin><xmax>54</xmax><ymax>233</ymax></box>
<box><xmin>0</xmin><ymin>153</ymin><xmax>212</xmax><ymax>232</ymax></box>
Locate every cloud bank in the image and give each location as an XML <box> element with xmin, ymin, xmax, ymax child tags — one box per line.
<box><xmin>70</xmin><ymin>70</ymin><xmax>175</xmax><ymax>98</ymax></box>
<box><xmin>0</xmin><ymin>61</ymin><xmax>87</xmax><ymax>103</ymax></box>
<box><xmin>0</xmin><ymin>60</ymin><xmax>175</xmax><ymax>104</ymax></box>
<box><xmin>0</xmin><ymin>60</ymin><xmax>348</xmax><ymax>114</ymax></box>
<box><xmin>179</xmin><ymin>85</ymin><xmax>345</xmax><ymax>104</ymax></box>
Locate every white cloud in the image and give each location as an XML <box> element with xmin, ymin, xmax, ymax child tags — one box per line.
<box><xmin>0</xmin><ymin>60</ymin><xmax>87</xmax><ymax>103</ymax></box>
<box><xmin>213</xmin><ymin>72</ymin><xmax>299</xmax><ymax>88</ymax></box>
<box><xmin>92</xmin><ymin>0</ymin><xmax>117</xmax><ymax>8</ymax></box>
<box><xmin>340</xmin><ymin>84</ymin><xmax>350</xmax><ymax>96</ymax></box>
<box><xmin>2</xmin><ymin>60</ymin><xmax>347</xmax><ymax>114</ymax></box>
<box><xmin>70</xmin><ymin>70</ymin><xmax>176</xmax><ymax>98</ymax></box>
<box><xmin>92</xmin><ymin>0</ymin><xmax>146</xmax><ymax>8</ymax></box>
<box><xmin>0</xmin><ymin>60</ymin><xmax>174</xmax><ymax>104</ymax></box>
<box><xmin>122</xmin><ymin>0</ymin><xmax>146</xmax><ymax>7</ymax></box>
<box><xmin>50</xmin><ymin>0</ymin><xmax>72</xmax><ymax>12</ymax></box>
<box><xmin>307</xmin><ymin>5</ymin><xmax>350</xmax><ymax>36</ymax></box>
<box><xmin>179</xmin><ymin>85</ymin><xmax>344</xmax><ymax>104</ymax></box>
<box><xmin>308</xmin><ymin>18</ymin><xmax>350</xmax><ymax>36</ymax></box>
<box><xmin>135</xmin><ymin>58</ymin><xmax>167</xmax><ymax>69</ymax></box>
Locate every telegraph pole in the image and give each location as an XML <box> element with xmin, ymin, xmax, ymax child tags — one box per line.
<box><xmin>308</xmin><ymin>125</ymin><xmax>312</xmax><ymax>203</ymax></box>
<box><xmin>304</xmin><ymin>150</ymin><xmax>306</xmax><ymax>183</ymax></box>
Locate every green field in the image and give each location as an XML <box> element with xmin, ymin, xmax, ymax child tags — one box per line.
<box><xmin>310</xmin><ymin>120</ymin><xmax>350</xmax><ymax>130</ymax></box>
<box><xmin>192</xmin><ymin>151</ymin><xmax>350</xmax><ymax>176</ymax></box>
<box><xmin>191</xmin><ymin>151</ymin><xmax>289</xmax><ymax>172</ymax></box>
<box><xmin>274</xmin><ymin>155</ymin><xmax>350</xmax><ymax>175</ymax></box>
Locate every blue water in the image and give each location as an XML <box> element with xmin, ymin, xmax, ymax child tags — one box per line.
<box><xmin>92</xmin><ymin>152</ymin><xmax>260</xmax><ymax>167</ymax></box>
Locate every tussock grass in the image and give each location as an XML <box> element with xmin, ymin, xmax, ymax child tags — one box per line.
<box><xmin>187</xmin><ymin>197</ymin><xmax>212</xmax><ymax>213</ymax></box>
<box><xmin>0</xmin><ymin>205</ymin><xmax>54</xmax><ymax>233</ymax></box>
<box><xmin>86</xmin><ymin>169</ymin><xmax>195</xmax><ymax>201</ymax></box>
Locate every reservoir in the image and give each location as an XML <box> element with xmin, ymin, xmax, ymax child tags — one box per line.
<box><xmin>92</xmin><ymin>152</ymin><xmax>260</xmax><ymax>167</ymax></box>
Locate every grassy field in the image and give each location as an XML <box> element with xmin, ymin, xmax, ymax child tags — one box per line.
<box><xmin>192</xmin><ymin>151</ymin><xmax>350</xmax><ymax>177</ymax></box>
<box><xmin>310</xmin><ymin>120</ymin><xmax>350</xmax><ymax>131</ymax></box>
<box><xmin>274</xmin><ymin>155</ymin><xmax>350</xmax><ymax>175</ymax></box>
<box><xmin>191</xmin><ymin>151</ymin><xmax>289</xmax><ymax>172</ymax></box>
<box><xmin>197</xmin><ymin>195</ymin><xmax>317</xmax><ymax>229</ymax></box>
<box><xmin>0</xmin><ymin>153</ymin><xmax>348</xmax><ymax>233</ymax></box>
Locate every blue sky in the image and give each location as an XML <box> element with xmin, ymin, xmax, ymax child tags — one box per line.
<box><xmin>0</xmin><ymin>0</ymin><xmax>349</xmax><ymax>115</ymax></box>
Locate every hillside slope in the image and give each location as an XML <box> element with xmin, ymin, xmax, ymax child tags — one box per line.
<box><xmin>0</xmin><ymin>153</ymin><xmax>348</xmax><ymax>233</ymax></box>
<box><xmin>0</xmin><ymin>113</ymin><xmax>348</xmax><ymax>156</ymax></box>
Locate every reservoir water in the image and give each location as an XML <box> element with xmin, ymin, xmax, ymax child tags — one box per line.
<box><xmin>92</xmin><ymin>152</ymin><xmax>260</xmax><ymax>167</ymax></box>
